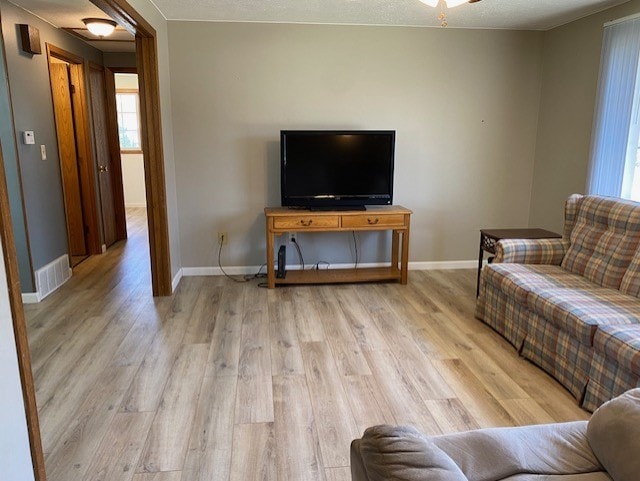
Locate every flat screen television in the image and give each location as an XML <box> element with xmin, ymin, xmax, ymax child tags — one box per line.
<box><xmin>280</xmin><ymin>130</ymin><xmax>395</xmax><ymax>210</ymax></box>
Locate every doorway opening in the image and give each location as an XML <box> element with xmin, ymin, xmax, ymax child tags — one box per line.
<box><xmin>113</xmin><ymin>72</ymin><xmax>148</xmax><ymax>247</ymax></box>
<box><xmin>3</xmin><ymin>1</ymin><xmax>174</xmax><ymax>480</ymax></box>
<box><xmin>113</xmin><ymin>72</ymin><xmax>147</xmax><ymax>211</ymax></box>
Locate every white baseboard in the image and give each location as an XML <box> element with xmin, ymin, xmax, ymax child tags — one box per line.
<box><xmin>409</xmin><ymin>260</ymin><xmax>478</xmax><ymax>270</ymax></box>
<box><xmin>172</xmin><ymin>268</ymin><xmax>183</xmax><ymax>293</ymax></box>
<box><xmin>21</xmin><ymin>292</ymin><xmax>40</xmax><ymax>304</ymax></box>
<box><xmin>182</xmin><ymin>266</ymin><xmax>253</xmax><ymax>276</ymax></box>
<box><xmin>125</xmin><ymin>203</ymin><xmax>147</xmax><ymax>208</ymax></box>
<box><xmin>181</xmin><ymin>260</ymin><xmax>478</xmax><ymax>277</ymax></box>
<box><xmin>22</xmin><ymin>254</ymin><xmax>72</xmax><ymax>303</ymax></box>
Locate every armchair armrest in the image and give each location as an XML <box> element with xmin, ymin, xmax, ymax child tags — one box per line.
<box><xmin>433</xmin><ymin>421</ymin><xmax>601</xmax><ymax>480</ymax></box>
<box><xmin>351</xmin><ymin>425</ymin><xmax>468</xmax><ymax>481</ymax></box>
<box><xmin>494</xmin><ymin>238</ymin><xmax>569</xmax><ymax>265</ymax></box>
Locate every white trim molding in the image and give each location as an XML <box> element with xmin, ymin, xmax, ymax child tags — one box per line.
<box><xmin>172</xmin><ymin>268</ymin><xmax>183</xmax><ymax>293</ymax></box>
<box><xmin>21</xmin><ymin>292</ymin><xmax>39</xmax><ymax>304</ymax></box>
<box><xmin>408</xmin><ymin>260</ymin><xmax>479</xmax><ymax>270</ymax></box>
<box><xmin>605</xmin><ymin>12</ymin><xmax>640</xmax><ymax>28</ymax></box>
<box><xmin>181</xmin><ymin>260</ymin><xmax>478</xmax><ymax>278</ymax></box>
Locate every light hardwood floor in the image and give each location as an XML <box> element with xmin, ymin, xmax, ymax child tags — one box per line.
<box><xmin>26</xmin><ymin>208</ymin><xmax>589</xmax><ymax>481</ymax></box>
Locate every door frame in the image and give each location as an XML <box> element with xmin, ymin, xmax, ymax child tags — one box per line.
<box><xmin>46</xmin><ymin>44</ymin><xmax>102</xmax><ymax>257</ymax></box>
<box><xmin>92</xmin><ymin>0</ymin><xmax>172</xmax><ymax>297</ymax></box>
<box><xmin>0</xmin><ymin>155</ymin><xmax>47</xmax><ymax>481</ymax></box>
<box><xmin>6</xmin><ymin>1</ymin><xmax>173</xmax><ymax>480</ymax></box>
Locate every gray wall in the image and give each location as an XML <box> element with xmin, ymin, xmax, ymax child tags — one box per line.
<box><xmin>0</xmin><ymin>13</ymin><xmax>32</xmax><ymax>291</ymax></box>
<box><xmin>0</xmin><ymin>1</ymin><xmax>103</xmax><ymax>276</ymax></box>
<box><xmin>168</xmin><ymin>22</ymin><xmax>544</xmax><ymax>268</ymax></box>
<box><xmin>529</xmin><ymin>0</ymin><xmax>640</xmax><ymax>232</ymax></box>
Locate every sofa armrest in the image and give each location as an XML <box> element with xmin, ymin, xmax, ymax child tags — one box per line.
<box><xmin>351</xmin><ymin>425</ymin><xmax>468</xmax><ymax>481</ymax></box>
<box><xmin>494</xmin><ymin>238</ymin><xmax>569</xmax><ymax>265</ymax></box>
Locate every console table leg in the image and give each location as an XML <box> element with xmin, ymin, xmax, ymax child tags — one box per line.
<box><xmin>266</xmin><ymin>220</ymin><xmax>275</xmax><ymax>288</ymax></box>
<box><xmin>392</xmin><ymin>230</ymin><xmax>399</xmax><ymax>269</ymax></box>
<box><xmin>401</xmin><ymin>227</ymin><xmax>409</xmax><ymax>285</ymax></box>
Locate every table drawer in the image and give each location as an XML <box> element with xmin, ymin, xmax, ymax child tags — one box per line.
<box><xmin>342</xmin><ymin>213</ymin><xmax>406</xmax><ymax>228</ymax></box>
<box><xmin>273</xmin><ymin>215</ymin><xmax>340</xmax><ymax>229</ymax></box>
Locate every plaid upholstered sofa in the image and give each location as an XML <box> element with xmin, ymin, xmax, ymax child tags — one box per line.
<box><xmin>476</xmin><ymin>194</ymin><xmax>640</xmax><ymax>411</ymax></box>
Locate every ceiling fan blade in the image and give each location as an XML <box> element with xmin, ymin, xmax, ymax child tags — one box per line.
<box><xmin>468</xmin><ymin>0</ymin><xmax>482</xmax><ymax>3</ymax></box>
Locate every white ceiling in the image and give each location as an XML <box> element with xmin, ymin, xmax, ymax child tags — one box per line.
<box><xmin>7</xmin><ymin>0</ymin><xmax>633</xmax><ymax>41</ymax></box>
<box><xmin>150</xmin><ymin>0</ymin><xmax>631</xmax><ymax>30</ymax></box>
<box><xmin>8</xmin><ymin>0</ymin><xmax>135</xmax><ymax>52</ymax></box>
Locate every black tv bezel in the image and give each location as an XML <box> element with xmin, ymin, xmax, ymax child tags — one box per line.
<box><xmin>280</xmin><ymin>129</ymin><xmax>395</xmax><ymax>210</ymax></box>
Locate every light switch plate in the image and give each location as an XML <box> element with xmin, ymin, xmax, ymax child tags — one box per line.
<box><xmin>23</xmin><ymin>131</ymin><xmax>35</xmax><ymax>145</ymax></box>
<box><xmin>40</xmin><ymin>144</ymin><xmax>46</xmax><ymax>160</ymax></box>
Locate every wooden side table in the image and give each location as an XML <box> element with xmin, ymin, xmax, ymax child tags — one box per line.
<box><xmin>476</xmin><ymin>228</ymin><xmax>561</xmax><ymax>297</ymax></box>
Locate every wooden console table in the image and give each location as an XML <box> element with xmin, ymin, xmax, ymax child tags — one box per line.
<box><xmin>265</xmin><ymin>206</ymin><xmax>412</xmax><ymax>288</ymax></box>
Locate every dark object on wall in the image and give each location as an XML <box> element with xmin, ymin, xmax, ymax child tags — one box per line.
<box><xmin>19</xmin><ymin>24</ymin><xmax>41</xmax><ymax>55</ymax></box>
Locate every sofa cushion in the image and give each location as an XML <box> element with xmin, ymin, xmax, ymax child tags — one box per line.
<box><xmin>619</xmin><ymin>246</ymin><xmax>640</xmax><ymax>297</ymax></box>
<box><xmin>587</xmin><ymin>388</ymin><xmax>640</xmax><ymax>481</ymax></box>
<box><xmin>483</xmin><ymin>264</ymin><xmax>594</xmax><ymax>307</ymax></box>
<box><xmin>526</xmin><ymin>288</ymin><xmax>640</xmax><ymax>345</ymax></box>
<box><xmin>561</xmin><ymin>196</ymin><xmax>640</xmax><ymax>290</ymax></box>
<box><xmin>593</xmin><ymin>325</ymin><xmax>640</xmax><ymax>377</ymax></box>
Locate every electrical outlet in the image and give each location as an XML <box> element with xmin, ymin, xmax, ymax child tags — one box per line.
<box><xmin>218</xmin><ymin>231</ymin><xmax>228</xmax><ymax>245</ymax></box>
<box><xmin>289</xmin><ymin>232</ymin><xmax>296</xmax><ymax>243</ymax></box>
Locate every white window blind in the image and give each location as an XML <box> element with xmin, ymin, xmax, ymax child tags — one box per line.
<box><xmin>587</xmin><ymin>17</ymin><xmax>640</xmax><ymax>198</ymax></box>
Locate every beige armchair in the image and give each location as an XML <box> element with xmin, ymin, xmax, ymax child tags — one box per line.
<box><xmin>351</xmin><ymin>388</ymin><xmax>640</xmax><ymax>481</ymax></box>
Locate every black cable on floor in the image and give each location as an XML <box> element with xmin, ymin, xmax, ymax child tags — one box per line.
<box><xmin>246</xmin><ymin>263</ymin><xmax>267</xmax><ymax>280</ymax></box>
<box><xmin>217</xmin><ymin>238</ymin><xmax>249</xmax><ymax>283</ymax></box>
<box><xmin>352</xmin><ymin>231</ymin><xmax>359</xmax><ymax>269</ymax></box>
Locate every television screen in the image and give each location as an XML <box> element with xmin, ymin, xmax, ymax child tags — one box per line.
<box><xmin>280</xmin><ymin>130</ymin><xmax>395</xmax><ymax>209</ymax></box>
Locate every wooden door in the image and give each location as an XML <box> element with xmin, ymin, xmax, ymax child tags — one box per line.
<box><xmin>89</xmin><ymin>64</ymin><xmax>118</xmax><ymax>247</ymax></box>
<box><xmin>103</xmin><ymin>67</ymin><xmax>128</xmax><ymax>241</ymax></box>
<box><xmin>49</xmin><ymin>62</ymin><xmax>87</xmax><ymax>256</ymax></box>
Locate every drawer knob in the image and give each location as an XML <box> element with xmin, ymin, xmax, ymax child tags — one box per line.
<box><xmin>300</xmin><ymin>219</ymin><xmax>313</xmax><ymax>227</ymax></box>
<box><xmin>367</xmin><ymin>217</ymin><xmax>379</xmax><ymax>225</ymax></box>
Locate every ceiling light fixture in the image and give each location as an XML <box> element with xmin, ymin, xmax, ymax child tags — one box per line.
<box><xmin>419</xmin><ymin>0</ymin><xmax>482</xmax><ymax>27</ymax></box>
<box><xmin>82</xmin><ymin>18</ymin><xmax>117</xmax><ymax>38</ymax></box>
